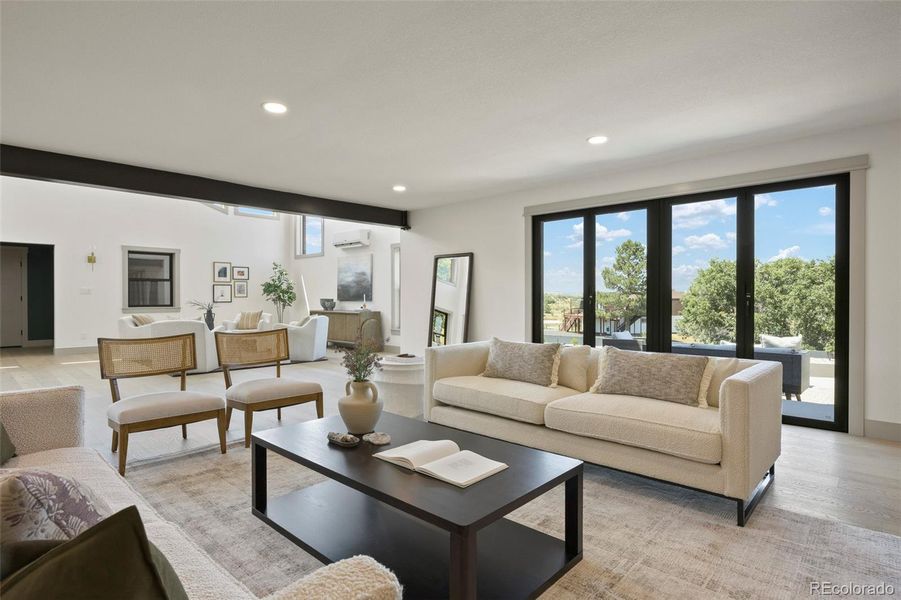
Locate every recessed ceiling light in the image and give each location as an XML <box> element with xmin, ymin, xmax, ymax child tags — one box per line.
<box><xmin>392</xmin><ymin>185</ymin><xmax>407</xmax><ymax>193</ymax></box>
<box><xmin>262</xmin><ymin>102</ymin><xmax>287</xmax><ymax>114</ymax></box>
<box><xmin>587</xmin><ymin>135</ymin><xmax>609</xmax><ymax>145</ymax></box>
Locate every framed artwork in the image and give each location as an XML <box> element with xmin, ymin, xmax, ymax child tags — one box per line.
<box><xmin>232</xmin><ymin>266</ymin><xmax>249</xmax><ymax>281</ymax></box>
<box><xmin>234</xmin><ymin>281</ymin><xmax>248</xmax><ymax>298</ymax></box>
<box><xmin>213</xmin><ymin>284</ymin><xmax>233</xmax><ymax>303</ymax></box>
<box><xmin>213</xmin><ymin>261</ymin><xmax>232</xmax><ymax>282</ymax></box>
<box><xmin>337</xmin><ymin>254</ymin><xmax>373</xmax><ymax>301</ymax></box>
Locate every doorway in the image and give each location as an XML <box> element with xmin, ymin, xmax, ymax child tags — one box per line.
<box><xmin>0</xmin><ymin>243</ymin><xmax>54</xmax><ymax>348</ymax></box>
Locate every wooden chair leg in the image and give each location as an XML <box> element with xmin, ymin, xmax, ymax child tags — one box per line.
<box><xmin>118</xmin><ymin>427</ymin><xmax>129</xmax><ymax>476</ymax></box>
<box><xmin>111</xmin><ymin>430</ymin><xmax>119</xmax><ymax>453</ymax></box>
<box><xmin>316</xmin><ymin>394</ymin><xmax>323</xmax><ymax>418</ymax></box>
<box><xmin>244</xmin><ymin>410</ymin><xmax>253</xmax><ymax>449</ymax></box>
<box><xmin>217</xmin><ymin>409</ymin><xmax>227</xmax><ymax>454</ymax></box>
<box><xmin>226</xmin><ymin>407</ymin><xmax>233</xmax><ymax>428</ymax></box>
<box><xmin>277</xmin><ymin>407</ymin><xmax>282</xmax><ymax>421</ymax></box>
<box><xmin>181</xmin><ymin>424</ymin><xmax>187</xmax><ymax>439</ymax></box>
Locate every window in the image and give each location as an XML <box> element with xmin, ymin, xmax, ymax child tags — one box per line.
<box><xmin>436</xmin><ymin>257</ymin><xmax>456</xmax><ymax>284</ymax></box>
<box><xmin>205</xmin><ymin>202</ymin><xmax>229</xmax><ymax>214</ymax></box>
<box><xmin>431</xmin><ymin>309</ymin><xmax>449</xmax><ymax>346</ymax></box>
<box><xmin>295</xmin><ymin>215</ymin><xmax>325</xmax><ymax>257</ymax></box>
<box><xmin>235</xmin><ymin>206</ymin><xmax>279</xmax><ymax>219</ymax></box>
<box><xmin>390</xmin><ymin>243</ymin><xmax>401</xmax><ymax>334</ymax></box>
<box><xmin>122</xmin><ymin>246</ymin><xmax>180</xmax><ymax>310</ymax></box>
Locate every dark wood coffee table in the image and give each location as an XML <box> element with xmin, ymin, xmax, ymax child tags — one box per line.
<box><xmin>251</xmin><ymin>413</ymin><xmax>583</xmax><ymax>599</ymax></box>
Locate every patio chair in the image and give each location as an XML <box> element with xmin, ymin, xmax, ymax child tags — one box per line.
<box><xmin>99</xmin><ymin>333</ymin><xmax>227</xmax><ymax>475</ymax></box>
<box><xmin>214</xmin><ymin>329</ymin><xmax>323</xmax><ymax>447</ymax></box>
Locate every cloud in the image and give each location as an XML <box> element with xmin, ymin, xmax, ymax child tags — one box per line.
<box><xmin>672</xmin><ymin>264</ymin><xmax>700</xmax><ymax>290</ymax></box>
<box><xmin>672</xmin><ymin>199</ymin><xmax>736</xmax><ymax>230</ymax></box>
<box><xmin>805</xmin><ymin>222</ymin><xmax>836</xmax><ymax>235</ymax></box>
<box><xmin>599</xmin><ymin>256</ymin><xmax>615</xmax><ymax>266</ymax></box>
<box><xmin>616</xmin><ymin>212</ymin><xmax>630</xmax><ymax>222</ymax></box>
<box><xmin>755</xmin><ymin>194</ymin><xmax>778</xmax><ymax>209</ymax></box>
<box><xmin>568</xmin><ymin>222</ymin><xmax>631</xmax><ymax>247</ymax></box>
<box><xmin>726</xmin><ymin>231</ymin><xmax>736</xmax><ymax>241</ymax></box>
<box><xmin>544</xmin><ymin>251</ymin><xmax>552</xmax><ymax>257</ymax></box>
<box><xmin>769</xmin><ymin>245</ymin><xmax>801</xmax><ymax>262</ymax></box>
<box><xmin>818</xmin><ymin>206</ymin><xmax>832</xmax><ymax>216</ymax></box>
<box><xmin>672</xmin><ymin>245</ymin><xmax>686</xmax><ymax>255</ymax></box>
<box><xmin>684</xmin><ymin>233</ymin><xmax>727</xmax><ymax>250</ymax></box>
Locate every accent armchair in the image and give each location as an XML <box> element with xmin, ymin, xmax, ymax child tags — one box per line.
<box><xmin>117</xmin><ymin>316</ymin><xmax>221</xmax><ymax>373</ymax></box>
<box><xmin>283</xmin><ymin>315</ymin><xmax>329</xmax><ymax>362</ymax></box>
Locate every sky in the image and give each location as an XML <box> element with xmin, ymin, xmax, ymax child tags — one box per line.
<box><xmin>543</xmin><ymin>185</ymin><xmax>836</xmax><ymax>295</ymax></box>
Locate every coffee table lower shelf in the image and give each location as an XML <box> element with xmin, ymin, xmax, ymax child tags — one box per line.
<box><xmin>253</xmin><ymin>480</ymin><xmax>581</xmax><ymax>599</ymax></box>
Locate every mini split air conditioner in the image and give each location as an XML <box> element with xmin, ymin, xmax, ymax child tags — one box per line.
<box><xmin>332</xmin><ymin>229</ymin><xmax>371</xmax><ymax>248</ymax></box>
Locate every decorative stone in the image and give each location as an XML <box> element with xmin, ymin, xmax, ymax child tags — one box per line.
<box><xmin>363</xmin><ymin>432</ymin><xmax>391</xmax><ymax>445</ymax></box>
<box><xmin>327</xmin><ymin>432</ymin><xmax>360</xmax><ymax>447</ymax></box>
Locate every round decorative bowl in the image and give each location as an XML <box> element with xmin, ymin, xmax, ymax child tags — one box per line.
<box><xmin>320</xmin><ymin>298</ymin><xmax>337</xmax><ymax>311</ymax></box>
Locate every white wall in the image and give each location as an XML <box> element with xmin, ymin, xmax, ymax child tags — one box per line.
<box><xmin>401</xmin><ymin>120</ymin><xmax>901</xmax><ymax>426</ymax></box>
<box><xmin>0</xmin><ymin>177</ymin><xmax>292</xmax><ymax>348</ymax></box>
<box><xmin>289</xmin><ymin>217</ymin><xmax>400</xmax><ymax>346</ymax></box>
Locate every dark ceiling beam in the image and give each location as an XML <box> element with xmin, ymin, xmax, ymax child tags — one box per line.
<box><xmin>0</xmin><ymin>144</ymin><xmax>409</xmax><ymax>229</ymax></box>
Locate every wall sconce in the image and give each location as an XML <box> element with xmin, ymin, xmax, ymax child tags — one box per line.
<box><xmin>87</xmin><ymin>248</ymin><xmax>97</xmax><ymax>271</ymax></box>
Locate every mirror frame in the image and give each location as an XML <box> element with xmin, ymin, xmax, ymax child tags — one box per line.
<box><xmin>427</xmin><ymin>252</ymin><xmax>474</xmax><ymax>348</ymax></box>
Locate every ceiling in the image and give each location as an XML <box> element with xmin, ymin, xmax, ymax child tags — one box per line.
<box><xmin>2</xmin><ymin>2</ymin><xmax>899</xmax><ymax>211</ymax></box>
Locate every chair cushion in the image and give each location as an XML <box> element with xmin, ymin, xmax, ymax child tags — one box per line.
<box><xmin>545</xmin><ymin>393</ymin><xmax>722</xmax><ymax>464</ymax></box>
<box><xmin>433</xmin><ymin>376</ymin><xmax>578</xmax><ymax>424</ymax></box>
<box><xmin>107</xmin><ymin>392</ymin><xmax>224</xmax><ymax>425</ymax></box>
<box><xmin>226</xmin><ymin>378</ymin><xmax>321</xmax><ymax>405</ymax></box>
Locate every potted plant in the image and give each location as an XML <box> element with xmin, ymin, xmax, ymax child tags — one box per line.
<box><xmin>189</xmin><ymin>299</ymin><xmax>216</xmax><ymax>331</ymax></box>
<box><xmin>261</xmin><ymin>262</ymin><xmax>296</xmax><ymax>323</ymax></box>
<box><xmin>338</xmin><ymin>340</ymin><xmax>383</xmax><ymax>434</ymax></box>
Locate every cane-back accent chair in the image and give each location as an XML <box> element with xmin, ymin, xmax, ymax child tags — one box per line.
<box><xmin>98</xmin><ymin>333</ymin><xmax>227</xmax><ymax>475</ymax></box>
<box><xmin>215</xmin><ymin>329</ymin><xmax>323</xmax><ymax>447</ymax></box>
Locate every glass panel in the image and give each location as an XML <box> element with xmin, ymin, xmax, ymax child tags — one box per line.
<box><xmin>127</xmin><ymin>252</ymin><xmax>172</xmax><ymax>307</ymax></box>
<box><xmin>670</xmin><ymin>198</ymin><xmax>738</xmax><ymax>359</ymax></box>
<box><xmin>390</xmin><ymin>245</ymin><xmax>401</xmax><ymax>333</ymax></box>
<box><xmin>754</xmin><ymin>185</ymin><xmax>836</xmax><ymax>422</ymax></box>
<box><xmin>595</xmin><ymin>209</ymin><xmax>647</xmax><ymax>350</ymax></box>
<box><xmin>541</xmin><ymin>217</ymin><xmax>584</xmax><ymax>344</ymax></box>
<box><xmin>235</xmin><ymin>206</ymin><xmax>278</xmax><ymax>219</ymax></box>
<box><xmin>304</xmin><ymin>216</ymin><xmax>323</xmax><ymax>255</ymax></box>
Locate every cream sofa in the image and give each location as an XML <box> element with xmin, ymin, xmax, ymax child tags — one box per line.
<box><xmin>0</xmin><ymin>386</ymin><xmax>402</xmax><ymax>599</ymax></box>
<box><xmin>424</xmin><ymin>342</ymin><xmax>782</xmax><ymax>525</ymax></box>
<box><xmin>117</xmin><ymin>316</ymin><xmax>222</xmax><ymax>373</ymax></box>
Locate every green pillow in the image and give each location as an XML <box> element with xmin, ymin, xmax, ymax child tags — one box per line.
<box><xmin>0</xmin><ymin>506</ymin><xmax>188</xmax><ymax>600</ymax></box>
<box><xmin>0</xmin><ymin>540</ymin><xmax>64</xmax><ymax>579</ymax></box>
<box><xmin>0</xmin><ymin>423</ymin><xmax>16</xmax><ymax>465</ymax></box>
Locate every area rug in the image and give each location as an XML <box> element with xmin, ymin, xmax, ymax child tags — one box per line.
<box><xmin>128</xmin><ymin>446</ymin><xmax>900</xmax><ymax>599</ymax></box>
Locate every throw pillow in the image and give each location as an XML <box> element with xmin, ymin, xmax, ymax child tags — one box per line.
<box><xmin>557</xmin><ymin>345</ymin><xmax>592</xmax><ymax>392</ymax></box>
<box><xmin>1</xmin><ymin>423</ymin><xmax>16</xmax><ymax>465</ymax></box>
<box><xmin>760</xmin><ymin>334</ymin><xmax>802</xmax><ymax>349</ymax></box>
<box><xmin>481</xmin><ymin>338</ymin><xmax>561</xmax><ymax>387</ymax></box>
<box><xmin>0</xmin><ymin>469</ymin><xmax>111</xmax><ymax>542</ymax></box>
<box><xmin>237</xmin><ymin>311</ymin><xmax>263</xmax><ymax>330</ymax></box>
<box><xmin>1</xmin><ymin>540</ymin><xmax>63</xmax><ymax>579</ymax></box>
<box><xmin>597</xmin><ymin>347</ymin><xmax>709</xmax><ymax>405</ymax></box>
<box><xmin>696</xmin><ymin>356</ymin><xmax>717</xmax><ymax>408</ymax></box>
<box><xmin>0</xmin><ymin>506</ymin><xmax>188</xmax><ymax>600</ymax></box>
<box><xmin>132</xmin><ymin>314</ymin><xmax>154</xmax><ymax>327</ymax></box>
<box><xmin>588</xmin><ymin>346</ymin><xmax>609</xmax><ymax>393</ymax></box>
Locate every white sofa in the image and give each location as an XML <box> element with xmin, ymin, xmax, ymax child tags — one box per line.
<box><xmin>424</xmin><ymin>342</ymin><xmax>783</xmax><ymax>525</ymax></box>
<box><xmin>0</xmin><ymin>386</ymin><xmax>402</xmax><ymax>600</ymax></box>
<box><xmin>117</xmin><ymin>316</ymin><xmax>222</xmax><ymax>373</ymax></box>
<box><xmin>283</xmin><ymin>315</ymin><xmax>330</xmax><ymax>362</ymax></box>
<box><xmin>222</xmin><ymin>312</ymin><xmax>274</xmax><ymax>331</ymax></box>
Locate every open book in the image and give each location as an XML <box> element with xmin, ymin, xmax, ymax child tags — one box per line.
<box><xmin>374</xmin><ymin>440</ymin><xmax>508</xmax><ymax>488</ymax></box>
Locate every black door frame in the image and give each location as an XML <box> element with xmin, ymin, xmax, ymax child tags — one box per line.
<box><xmin>532</xmin><ymin>173</ymin><xmax>850</xmax><ymax>432</ymax></box>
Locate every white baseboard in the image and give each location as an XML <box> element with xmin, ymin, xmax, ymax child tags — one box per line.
<box><xmin>865</xmin><ymin>419</ymin><xmax>901</xmax><ymax>443</ymax></box>
<box><xmin>53</xmin><ymin>346</ymin><xmax>98</xmax><ymax>356</ymax></box>
<box><xmin>22</xmin><ymin>339</ymin><xmax>53</xmax><ymax>348</ymax></box>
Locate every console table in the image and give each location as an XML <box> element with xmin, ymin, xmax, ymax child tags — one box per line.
<box><xmin>311</xmin><ymin>309</ymin><xmax>383</xmax><ymax>351</ymax></box>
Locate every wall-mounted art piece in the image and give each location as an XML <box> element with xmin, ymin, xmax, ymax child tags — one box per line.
<box><xmin>232</xmin><ymin>266</ymin><xmax>249</xmax><ymax>281</ymax></box>
<box><xmin>213</xmin><ymin>261</ymin><xmax>231</xmax><ymax>283</ymax></box>
<box><xmin>213</xmin><ymin>283</ymin><xmax>233</xmax><ymax>303</ymax></box>
<box><xmin>337</xmin><ymin>253</ymin><xmax>372</xmax><ymax>302</ymax></box>
<box><xmin>234</xmin><ymin>281</ymin><xmax>248</xmax><ymax>298</ymax></box>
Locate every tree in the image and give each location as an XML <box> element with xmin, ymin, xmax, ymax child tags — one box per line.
<box><xmin>598</xmin><ymin>240</ymin><xmax>647</xmax><ymax>331</ymax></box>
<box><xmin>678</xmin><ymin>259</ymin><xmax>736</xmax><ymax>343</ymax></box>
<box><xmin>261</xmin><ymin>262</ymin><xmax>296</xmax><ymax>323</ymax></box>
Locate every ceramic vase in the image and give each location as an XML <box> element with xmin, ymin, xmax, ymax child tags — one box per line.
<box><xmin>204</xmin><ymin>309</ymin><xmax>215</xmax><ymax>331</ymax></box>
<box><xmin>338</xmin><ymin>380</ymin><xmax>383</xmax><ymax>435</ymax></box>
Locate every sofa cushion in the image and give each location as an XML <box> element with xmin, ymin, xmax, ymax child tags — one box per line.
<box><xmin>557</xmin><ymin>345</ymin><xmax>592</xmax><ymax>392</ymax></box>
<box><xmin>482</xmin><ymin>338</ymin><xmax>561</xmax><ymax>387</ymax></box>
<box><xmin>597</xmin><ymin>347</ymin><xmax>709</xmax><ymax>405</ymax></box>
<box><xmin>433</xmin><ymin>376</ymin><xmax>578</xmax><ymax>424</ymax></box>
<box><xmin>545</xmin><ymin>393</ymin><xmax>722</xmax><ymax>464</ymax></box>
<box><xmin>237</xmin><ymin>311</ymin><xmax>263</xmax><ymax>330</ymax></box>
<box><xmin>107</xmin><ymin>391</ymin><xmax>225</xmax><ymax>425</ymax></box>
<box><xmin>1</xmin><ymin>422</ymin><xmax>16</xmax><ymax>465</ymax></box>
<box><xmin>226</xmin><ymin>378</ymin><xmax>321</xmax><ymax>405</ymax></box>
<box><xmin>705</xmin><ymin>358</ymin><xmax>756</xmax><ymax>407</ymax></box>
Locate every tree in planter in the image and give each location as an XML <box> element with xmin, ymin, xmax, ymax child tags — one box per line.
<box><xmin>261</xmin><ymin>262</ymin><xmax>296</xmax><ymax>324</ymax></box>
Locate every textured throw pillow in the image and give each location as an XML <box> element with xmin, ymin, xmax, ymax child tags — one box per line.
<box><xmin>0</xmin><ymin>470</ymin><xmax>111</xmax><ymax>542</ymax></box>
<box><xmin>696</xmin><ymin>356</ymin><xmax>717</xmax><ymax>408</ymax></box>
<box><xmin>1</xmin><ymin>423</ymin><xmax>16</xmax><ymax>465</ymax></box>
<box><xmin>237</xmin><ymin>311</ymin><xmax>263</xmax><ymax>330</ymax></box>
<box><xmin>482</xmin><ymin>338</ymin><xmax>562</xmax><ymax>387</ymax></box>
<box><xmin>132</xmin><ymin>314</ymin><xmax>154</xmax><ymax>327</ymax></box>
<box><xmin>557</xmin><ymin>345</ymin><xmax>592</xmax><ymax>392</ymax></box>
<box><xmin>0</xmin><ymin>506</ymin><xmax>188</xmax><ymax>600</ymax></box>
<box><xmin>760</xmin><ymin>334</ymin><xmax>802</xmax><ymax>349</ymax></box>
<box><xmin>588</xmin><ymin>346</ymin><xmax>609</xmax><ymax>393</ymax></box>
<box><xmin>597</xmin><ymin>347</ymin><xmax>709</xmax><ymax>405</ymax></box>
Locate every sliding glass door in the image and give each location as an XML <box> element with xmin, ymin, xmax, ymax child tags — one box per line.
<box><xmin>533</xmin><ymin>174</ymin><xmax>849</xmax><ymax>431</ymax></box>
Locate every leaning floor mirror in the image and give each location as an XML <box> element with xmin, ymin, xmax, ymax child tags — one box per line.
<box><xmin>427</xmin><ymin>253</ymin><xmax>473</xmax><ymax>347</ymax></box>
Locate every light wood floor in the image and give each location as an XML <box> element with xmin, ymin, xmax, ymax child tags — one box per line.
<box><xmin>1</xmin><ymin>347</ymin><xmax>899</xmax><ymax>536</ymax></box>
